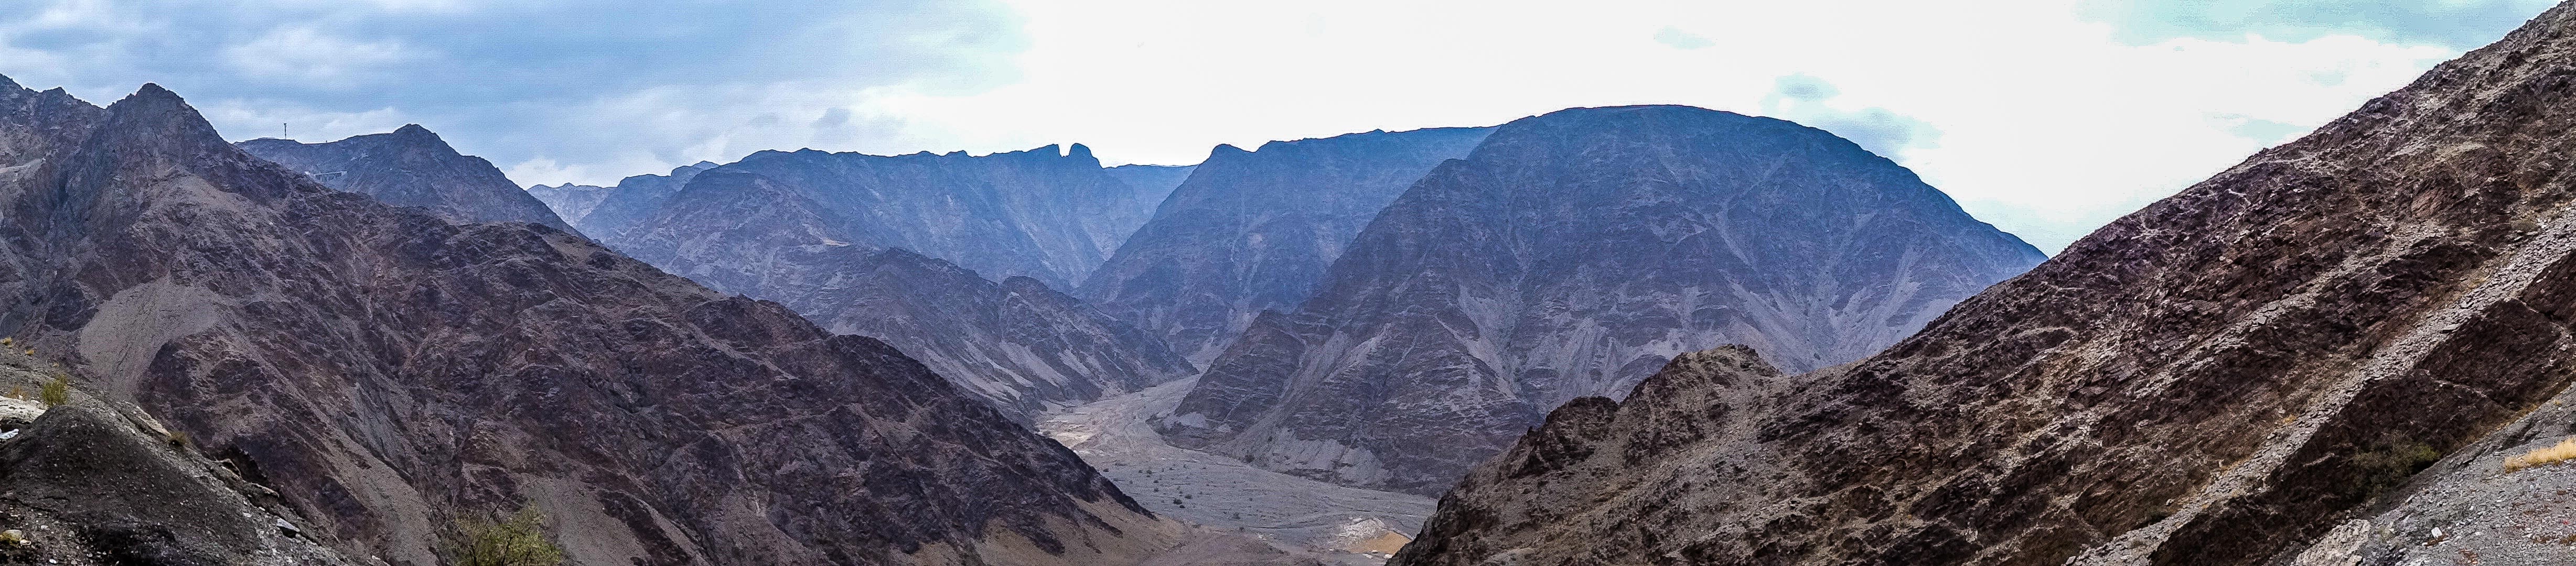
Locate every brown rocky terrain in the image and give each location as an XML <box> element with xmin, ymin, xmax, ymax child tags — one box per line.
<box><xmin>0</xmin><ymin>76</ymin><xmax>1200</xmax><ymax>566</ymax></box>
<box><xmin>1394</xmin><ymin>4</ymin><xmax>2576</xmax><ymax>564</ymax></box>
<box><xmin>239</xmin><ymin>125</ymin><xmax>577</xmax><ymax>233</ymax></box>
<box><xmin>1164</xmin><ymin>106</ymin><xmax>2044</xmax><ymax>497</ymax></box>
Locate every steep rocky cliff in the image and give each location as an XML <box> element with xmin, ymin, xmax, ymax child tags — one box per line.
<box><xmin>643</xmin><ymin>239</ymin><xmax>1195</xmax><ymax>419</ymax></box>
<box><xmin>608</xmin><ymin>145</ymin><xmax>1168</xmax><ymax>289</ymax></box>
<box><xmin>566</xmin><ymin>161</ymin><xmax>720</xmax><ymax>237</ymax></box>
<box><xmin>528</xmin><ymin>182</ymin><xmax>613</xmax><ymax>224</ymax></box>
<box><xmin>238</xmin><ymin>125</ymin><xmax>576</xmax><ymax>233</ymax></box>
<box><xmin>593</xmin><ymin>160</ymin><xmax>1196</xmax><ymax>420</ymax></box>
<box><xmin>1162</xmin><ymin>106</ymin><xmax>2044</xmax><ymax>497</ymax></box>
<box><xmin>0</xmin><ymin>78</ymin><xmax>1186</xmax><ymax>566</ymax></box>
<box><xmin>1101</xmin><ymin>164</ymin><xmax>1193</xmax><ymax>219</ymax></box>
<box><xmin>1394</xmin><ymin>5</ymin><xmax>2576</xmax><ymax>564</ymax></box>
<box><xmin>1079</xmin><ymin>127</ymin><xmax>1492</xmax><ymax>363</ymax></box>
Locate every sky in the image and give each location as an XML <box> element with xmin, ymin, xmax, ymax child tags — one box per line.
<box><xmin>0</xmin><ymin>0</ymin><xmax>2558</xmax><ymax>251</ymax></box>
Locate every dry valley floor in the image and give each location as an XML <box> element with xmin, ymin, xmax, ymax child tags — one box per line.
<box><xmin>1040</xmin><ymin>378</ymin><xmax>1434</xmax><ymax>565</ymax></box>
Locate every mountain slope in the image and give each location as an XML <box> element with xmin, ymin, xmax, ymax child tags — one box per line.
<box><xmin>1101</xmin><ymin>164</ymin><xmax>1194</xmax><ymax>220</ymax></box>
<box><xmin>238</xmin><ymin>125</ymin><xmax>577</xmax><ymax>233</ymax></box>
<box><xmin>528</xmin><ymin>182</ymin><xmax>613</xmax><ymax>224</ymax></box>
<box><xmin>1394</xmin><ymin>5</ymin><xmax>2576</xmax><ymax>564</ymax></box>
<box><xmin>1079</xmin><ymin>127</ymin><xmax>1493</xmax><ymax>363</ymax></box>
<box><xmin>1162</xmin><ymin>106</ymin><xmax>2044</xmax><ymax>496</ymax></box>
<box><xmin>608</xmin><ymin>145</ymin><xmax>1167</xmax><ymax>290</ymax></box>
<box><xmin>0</xmin><ymin>79</ymin><xmax>1184</xmax><ymax>566</ymax></box>
<box><xmin>566</xmin><ymin>160</ymin><xmax>720</xmax><ymax>237</ymax></box>
<box><xmin>593</xmin><ymin>162</ymin><xmax>1197</xmax><ymax>420</ymax></box>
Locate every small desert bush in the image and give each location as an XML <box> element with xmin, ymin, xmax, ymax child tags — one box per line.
<box><xmin>37</xmin><ymin>376</ymin><xmax>67</xmax><ymax>407</ymax></box>
<box><xmin>446</xmin><ymin>507</ymin><xmax>564</xmax><ymax>566</ymax></box>
<box><xmin>2507</xmin><ymin>438</ymin><xmax>2576</xmax><ymax>472</ymax></box>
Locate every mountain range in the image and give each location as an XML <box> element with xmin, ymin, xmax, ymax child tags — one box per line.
<box><xmin>0</xmin><ymin>76</ymin><xmax>1229</xmax><ymax>566</ymax></box>
<box><xmin>1078</xmin><ymin>127</ymin><xmax>1494</xmax><ymax>363</ymax></box>
<box><xmin>1395</xmin><ymin>4</ymin><xmax>2576</xmax><ymax>564</ymax></box>
<box><xmin>1160</xmin><ymin>105</ymin><xmax>2047</xmax><ymax>496</ymax></box>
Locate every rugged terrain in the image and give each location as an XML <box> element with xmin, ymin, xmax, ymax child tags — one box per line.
<box><xmin>584</xmin><ymin>158</ymin><xmax>1196</xmax><ymax>419</ymax></box>
<box><xmin>239</xmin><ymin>125</ymin><xmax>576</xmax><ymax>233</ymax></box>
<box><xmin>0</xmin><ymin>76</ymin><xmax>1199</xmax><ymax>566</ymax></box>
<box><xmin>1164</xmin><ymin>106</ymin><xmax>2044</xmax><ymax>496</ymax></box>
<box><xmin>559</xmin><ymin>161</ymin><xmax>720</xmax><ymax>237</ymax></box>
<box><xmin>608</xmin><ymin>144</ymin><xmax>1174</xmax><ymax>289</ymax></box>
<box><xmin>1100</xmin><ymin>164</ymin><xmax>1195</xmax><ymax>221</ymax></box>
<box><xmin>1079</xmin><ymin>127</ymin><xmax>1492</xmax><ymax>363</ymax></box>
<box><xmin>527</xmin><ymin>182</ymin><xmax>613</xmax><ymax>225</ymax></box>
<box><xmin>688</xmin><ymin>244</ymin><xmax>1197</xmax><ymax>419</ymax></box>
<box><xmin>1393</xmin><ymin>5</ymin><xmax>2576</xmax><ymax>564</ymax></box>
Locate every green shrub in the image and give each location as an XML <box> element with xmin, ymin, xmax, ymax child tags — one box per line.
<box><xmin>446</xmin><ymin>507</ymin><xmax>564</xmax><ymax>566</ymax></box>
<box><xmin>37</xmin><ymin>376</ymin><xmax>66</xmax><ymax>407</ymax></box>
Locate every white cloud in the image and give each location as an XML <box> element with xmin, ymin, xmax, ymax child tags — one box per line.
<box><xmin>223</xmin><ymin>27</ymin><xmax>411</xmax><ymax>87</ymax></box>
<box><xmin>836</xmin><ymin>0</ymin><xmax>2474</xmax><ymax>251</ymax></box>
<box><xmin>0</xmin><ymin>0</ymin><xmax>2532</xmax><ymax>251</ymax></box>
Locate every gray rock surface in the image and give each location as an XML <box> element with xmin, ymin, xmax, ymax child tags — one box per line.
<box><xmin>609</xmin><ymin>144</ymin><xmax>1171</xmax><ymax>290</ymax></box>
<box><xmin>696</xmin><ymin>245</ymin><xmax>1198</xmax><ymax>420</ymax></box>
<box><xmin>1101</xmin><ymin>164</ymin><xmax>1193</xmax><ymax>220</ymax></box>
<box><xmin>1080</xmin><ymin>127</ymin><xmax>1491</xmax><ymax>363</ymax></box>
<box><xmin>1163</xmin><ymin>106</ymin><xmax>2043</xmax><ymax>496</ymax></box>
<box><xmin>592</xmin><ymin>160</ymin><xmax>1197</xmax><ymax>420</ymax></box>
<box><xmin>1394</xmin><ymin>5</ymin><xmax>2576</xmax><ymax>564</ymax></box>
<box><xmin>0</xmin><ymin>346</ymin><xmax>359</xmax><ymax>566</ymax></box>
<box><xmin>0</xmin><ymin>79</ymin><xmax>1194</xmax><ymax>566</ymax></box>
<box><xmin>567</xmin><ymin>160</ymin><xmax>720</xmax><ymax>236</ymax></box>
<box><xmin>527</xmin><ymin>182</ymin><xmax>613</xmax><ymax>224</ymax></box>
<box><xmin>238</xmin><ymin>125</ymin><xmax>577</xmax><ymax>233</ymax></box>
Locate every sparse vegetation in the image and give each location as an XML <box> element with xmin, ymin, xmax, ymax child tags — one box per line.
<box><xmin>166</xmin><ymin>430</ymin><xmax>190</xmax><ymax>449</ymax></box>
<box><xmin>37</xmin><ymin>375</ymin><xmax>67</xmax><ymax>407</ymax></box>
<box><xmin>445</xmin><ymin>507</ymin><xmax>564</xmax><ymax>566</ymax></box>
<box><xmin>2352</xmin><ymin>441</ymin><xmax>2442</xmax><ymax>497</ymax></box>
<box><xmin>2507</xmin><ymin>438</ymin><xmax>2576</xmax><ymax>472</ymax></box>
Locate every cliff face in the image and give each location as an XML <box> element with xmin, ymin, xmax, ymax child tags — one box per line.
<box><xmin>527</xmin><ymin>182</ymin><xmax>613</xmax><ymax>224</ymax></box>
<box><xmin>593</xmin><ymin>158</ymin><xmax>1196</xmax><ymax>421</ymax></box>
<box><xmin>608</xmin><ymin>145</ymin><xmax>1168</xmax><ymax>290</ymax></box>
<box><xmin>1079</xmin><ymin>127</ymin><xmax>1493</xmax><ymax>363</ymax></box>
<box><xmin>1396</xmin><ymin>5</ymin><xmax>2576</xmax><ymax>565</ymax></box>
<box><xmin>1162</xmin><ymin>106</ymin><xmax>2043</xmax><ymax>497</ymax></box>
<box><xmin>0</xmin><ymin>80</ymin><xmax>1182</xmax><ymax>566</ymax></box>
<box><xmin>238</xmin><ymin>126</ymin><xmax>577</xmax><ymax>233</ymax></box>
<box><xmin>567</xmin><ymin>161</ymin><xmax>720</xmax><ymax>237</ymax></box>
<box><xmin>1100</xmin><ymin>164</ymin><xmax>1193</xmax><ymax>221</ymax></box>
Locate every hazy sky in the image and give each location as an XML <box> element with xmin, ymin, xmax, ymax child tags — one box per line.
<box><xmin>0</xmin><ymin>0</ymin><xmax>2556</xmax><ymax>251</ymax></box>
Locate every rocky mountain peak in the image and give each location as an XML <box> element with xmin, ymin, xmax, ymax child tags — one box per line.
<box><xmin>1079</xmin><ymin>126</ymin><xmax>1496</xmax><ymax>363</ymax></box>
<box><xmin>1160</xmin><ymin>106</ymin><xmax>2042</xmax><ymax>496</ymax></box>
<box><xmin>0</xmin><ymin>80</ymin><xmax>1204</xmax><ymax>566</ymax></box>
<box><xmin>1395</xmin><ymin>4</ymin><xmax>2576</xmax><ymax>564</ymax></box>
<box><xmin>237</xmin><ymin>124</ymin><xmax>577</xmax><ymax>232</ymax></box>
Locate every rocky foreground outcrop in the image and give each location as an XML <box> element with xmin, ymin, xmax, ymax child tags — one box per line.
<box><xmin>239</xmin><ymin>125</ymin><xmax>577</xmax><ymax>233</ymax></box>
<box><xmin>1394</xmin><ymin>5</ymin><xmax>2576</xmax><ymax>565</ymax></box>
<box><xmin>1079</xmin><ymin>127</ymin><xmax>1491</xmax><ymax>363</ymax></box>
<box><xmin>1163</xmin><ymin>106</ymin><xmax>2043</xmax><ymax>497</ymax></box>
<box><xmin>0</xmin><ymin>77</ymin><xmax>1189</xmax><ymax>566</ymax></box>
